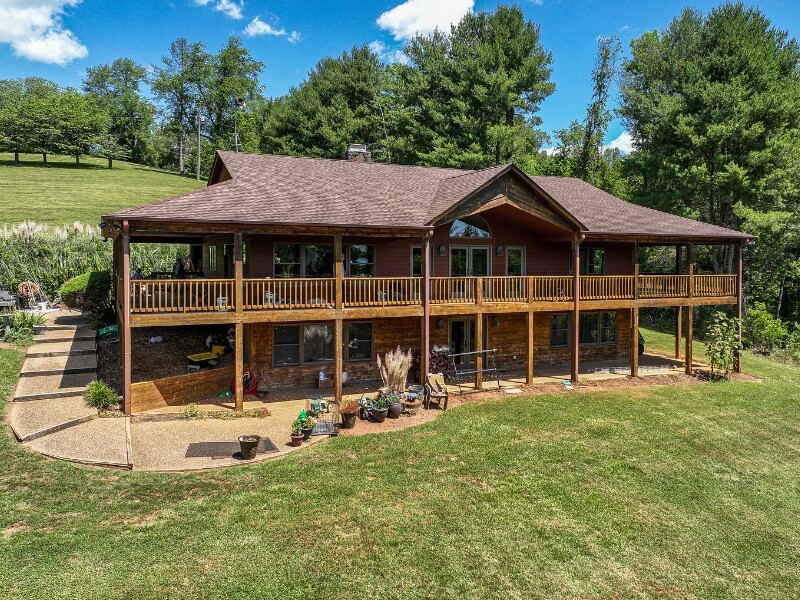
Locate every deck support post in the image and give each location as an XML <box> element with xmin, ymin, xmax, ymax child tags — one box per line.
<box><xmin>630</xmin><ymin>307</ymin><xmax>639</xmax><ymax>377</ymax></box>
<box><xmin>121</xmin><ymin>221</ymin><xmax>131</xmax><ymax>416</ymax></box>
<box><xmin>526</xmin><ymin>310</ymin><xmax>534</xmax><ymax>384</ymax></box>
<box><xmin>571</xmin><ymin>235</ymin><xmax>583</xmax><ymax>383</ymax></box>
<box><xmin>685</xmin><ymin>243</ymin><xmax>694</xmax><ymax>375</ymax></box>
<box><xmin>475</xmin><ymin>311</ymin><xmax>483</xmax><ymax>390</ymax></box>
<box><xmin>420</xmin><ymin>232</ymin><xmax>431</xmax><ymax>384</ymax></box>
<box><xmin>675</xmin><ymin>306</ymin><xmax>683</xmax><ymax>359</ymax></box>
<box><xmin>334</xmin><ymin>235</ymin><xmax>343</xmax><ymax>404</ymax></box>
<box><xmin>234</xmin><ymin>232</ymin><xmax>244</xmax><ymax>411</ymax></box>
<box><xmin>735</xmin><ymin>241</ymin><xmax>743</xmax><ymax>373</ymax></box>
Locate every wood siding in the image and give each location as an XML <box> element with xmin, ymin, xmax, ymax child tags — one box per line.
<box><xmin>130</xmin><ymin>366</ymin><xmax>240</xmax><ymax>413</ymax></box>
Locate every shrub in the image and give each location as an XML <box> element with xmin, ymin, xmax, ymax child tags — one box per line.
<box><xmin>1</xmin><ymin>311</ymin><xmax>45</xmax><ymax>346</ymax></box>
<box><xmin>85</xmin><ymin>380</ymin><xmax>119</xmax><ymax>410</ymax></box>
<box><xmin>59</xmin><ymin>271</ymin><xmax>111</xmax><ymax>310</ymax></box>
<box><xmin>377</xmin><ymin>346</ymin><xmax>413</xmax><ymax>394</ymax></box>
<box><xmin>745</xmin><ymin>302</ymin><xmax>787</xmax><ymax>352</ymax></box>
<box><xmin>706</xmin><ymin>312</ymin><xmax>743</xmax><ymax>378</ymax></box>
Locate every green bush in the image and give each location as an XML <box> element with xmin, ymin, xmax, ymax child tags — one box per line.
<box><xmin>59</xmin><ymin>271</ymin><xmax>111</xmax><ymax>312</ymax></box>
<box><xmin>706</xmin><ymin>312</ymin><xmax>743</xmax><ymax>378</ymax></box>
<box><xmin>0</xmin><ymin>311</ymin><xmax>45</xmax><ymax>346</ymax></box>
<box><xmin>745</xmin><ymin>302</ymin><xmax>787</xmax><ymax>352</ymax></box>
<box><xmin>85</xmin><ymin>380</ymin><xmax>119</xmax><ymax>410</ymax></box>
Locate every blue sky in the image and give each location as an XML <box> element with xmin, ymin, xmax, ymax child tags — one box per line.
<box><xmin>2</xmin><ymin>1</ymin><xmax>799</xmax><ymax>150</ymax></box>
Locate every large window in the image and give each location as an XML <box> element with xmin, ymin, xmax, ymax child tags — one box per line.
<box><xmin>550</xmin><ymin>311</ymin><xmax>617</xmax><ymax>347</ymax></box>
<box><xmin>273</xmin><ymin>322</ymin><xmax>373</xmax><ymax>366</ymax></box>
<box><xmin>410</xmin><ymin>246</ymin><xmax>434</xmax><ymax>276</ymax></box>
<box><xmin>347</xmin><ymin>244</ymin><xmax>375</xmax><ymax>276</ymax></box>
<box><xmin>449</xmin><ymin>216</ymin><xmax>491</xmax><ymax>238</ymax></box>
<box><xmin>274</xmin><ymin>243</ymin><xmax>333</xmax><ymax>278</ymax></box>
<box><xmin>506</xmin><ymin>247</ymin><xmax>525</xmax><ymax>276</ymax></box>
<box><xmin>550</xmin><ymin>314</ymin><xmax>570</xmax><ymax>347</ymax></box>
<box><xmin>579</xmin><ymin>248</ymin><xmax>605</xmax><ymax>275</ymax></box>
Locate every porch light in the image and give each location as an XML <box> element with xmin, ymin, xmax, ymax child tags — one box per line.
<box><xmin>496</xmin><ymin>246</ymin><xmax>504</xmax><ymax>256</ymax></box>
<box><xmin>436</xmin><ymin>318</ymin><xmax>446</xmax><ymax>330</ymax></box>
<box><xmin>438</xmin><ymin>244</ymin><xmax>446</xmax><ymax>256</ymax></box>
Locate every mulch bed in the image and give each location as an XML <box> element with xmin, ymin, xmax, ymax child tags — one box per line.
<box><xmin>96</xmin><ymin>325</ymin><xmax>234</xmax><ymax>394</ymax></box>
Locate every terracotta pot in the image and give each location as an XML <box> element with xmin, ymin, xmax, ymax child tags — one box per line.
<box><xmin>290</xmin><ymin>434</ymin><xmax>304</xmax><ymax>447</ymax></box>
<box><xmin>340</xmin><ymin>412</ymin><xmax>357</xmax><ymax>429</ymax></box>
<box><xmin>388</xmin><ymin>402</ymin><xmax>403</xmax><ymax>419</ymax></box>
<box><xmin>238</xmin><ymin>435</ymin><xmax>261</xmax><ymax>459</ymax></box>
<box><xmin>371</xmin><ymin>408</ymin><xmax>388</xmax><ymax>423</ymax></box>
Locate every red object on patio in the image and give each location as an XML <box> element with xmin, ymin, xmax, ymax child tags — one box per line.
<box><xmin>231</xmin><ymin>370</ymin><xmax>258</xmax><ymax>396</ymax></box>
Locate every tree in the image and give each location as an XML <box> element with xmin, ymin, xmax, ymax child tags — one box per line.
<box><xmin>83</xmin><ymin>58</ymin><xmax>155</xmax><ymax>164</ymax></box>
<box><xmin>56</xmin><ymin>89</ymin><xmax>108</xmax><ymax>164</ymax></box>
<box><xmin>389</xmin><ymin>4</ymin><xmax>554</xmax><ymax>168</ymax></box>
<box><xmin>261</xmin><ymin>45</ymin><xmax>384</xmax><ymax>159</ymax></box>
<box><xmin>151</xmin><ymin>39</ymin><xmax>213</xmax><ymax>173</ymax></box>
<box><xmin>620</xmin><ymin>2</ymin><xmax>800</xmax><ymax>274</ymax></box>
<box><xmin>0</xmin><ymin>79</ymin><xmax>26</xmax><ymax>161</ymax></box>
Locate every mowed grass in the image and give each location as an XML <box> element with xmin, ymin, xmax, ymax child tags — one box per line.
<box><xmin>1</xmin><ymin>334</ymin><xmax>799</xmax><ymax>598</ymax></box>
<box><xmin>0</xmin><ymin>153</ymin><xmax>204</xmax><ymax>226</ymax></box>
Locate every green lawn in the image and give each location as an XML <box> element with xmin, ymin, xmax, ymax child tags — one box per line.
<box><xmin>1</xmin><ymin>335</ymin><xmax>798</xmax><ymax>598</ymax></box>
<box><xmin>0</xmin><ymin>153</ymin><xmax>204</xmax><ymax>226</ymax></box>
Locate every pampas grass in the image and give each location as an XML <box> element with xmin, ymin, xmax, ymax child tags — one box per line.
<box><xmin>377</xmin><ymin>346</ymin><xmax>413</xmax><ymax>394</ymax></box>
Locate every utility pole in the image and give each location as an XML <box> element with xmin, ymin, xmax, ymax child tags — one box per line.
<box><xmin>233</xmin><ymin>98</ymin><xmax>246</xmax><ymax>153</ymax></box>
<box><xmin>196</xmin><ymin>105</ymin><xmax>204</xmax><ymax>181</ymax></box>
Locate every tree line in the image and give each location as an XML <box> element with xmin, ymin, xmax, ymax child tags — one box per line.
<box><xmin>0</xmin><ymin>2</ymin><xmax>799</xmax><ymax>342</ymax></box>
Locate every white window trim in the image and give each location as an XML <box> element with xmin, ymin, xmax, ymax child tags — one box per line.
<box><xmin>505</xmin><ymin>246</ymin><xmax>525</xmax><ymax>276</ymax></box>
<box><xmin>449</xmin><ymin>245</ymin><xmax>492</xmax><ymax>277</ymax></box>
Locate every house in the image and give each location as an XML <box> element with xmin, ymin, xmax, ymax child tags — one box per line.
<box><xmin>102</xmin><ymin>150</ymin><xmax>751</xmax><ymax>415</ymax></box>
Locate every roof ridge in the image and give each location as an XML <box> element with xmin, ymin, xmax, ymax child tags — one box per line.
<box><xmin>442</xmin><ymin>163</ymin><xmax>511</xmax><ymax>181</ymax></box>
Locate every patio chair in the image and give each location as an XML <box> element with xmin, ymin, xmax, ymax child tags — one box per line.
<box><xmin>424</xmin><ymin>373</ymin><xmax>449</xmax><ymax>410</ymax></box>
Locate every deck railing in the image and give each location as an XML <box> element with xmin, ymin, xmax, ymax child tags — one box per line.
<box><xmin>129</xmin><ymin>274</ymin><xmax>738</xmax><ymax>314</ymax></box>
<box><xmin>695</xmin><ymin>274</ymin><xmax>737</xmax><ymax>297</ymax></box>
<box><xmin>129</xmin><ymin>279</ymin><xmax>235</xmax><ymax>313</ymax></box>
<box><xmin>243</xmin><ymin>278</ymin><xmax>334</xmax><ymax>310</ymax></box>
<box><xmin>343</xmin><ymin>277</ymin><xmax>421</xmax><ymax>307</ymax></box>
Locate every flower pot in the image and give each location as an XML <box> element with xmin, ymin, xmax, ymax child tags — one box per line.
<box><xmin>387</xmin><ymin>402</ymin><xmax>403</xmax><ymax>419</ymax></box>
<box><xmin>371</xmin><ymin>408</ymin><xmax>388</xmax><ymax>423</ymax></box>
<box><xmin>340</xmin><ymin>412</ymin><xmax>358</xmax><ymax>429</ymax></box>
<box><xmin>290</xmin><ymin>434</ymin><xmax>304</xmax><ymax>447</ymax></box>
<box><xmin>301</xmin><ymin>426</ymin><xmax>313</xmax><ymax>440</ymax></box>
<box><xmin>238</xmin><ymin>435</ymin><xmax>261</xmax><ymax>459</ymax></box>
<box><xmin>33</xmin><ymin>325</ymin><xmax>46</xmax><ymax>335</ymax></box>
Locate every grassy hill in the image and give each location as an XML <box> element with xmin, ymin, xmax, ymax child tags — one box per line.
<box><xmin>0</xmin><ymin>153</ymin><xmax>205</xmax><ymax>227</ymax></box>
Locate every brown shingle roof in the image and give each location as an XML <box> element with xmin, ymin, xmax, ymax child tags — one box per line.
<box><xmin>105</xmin><ymin>151</ymin><xmax>751</xmax><ymax>240</ymax></box>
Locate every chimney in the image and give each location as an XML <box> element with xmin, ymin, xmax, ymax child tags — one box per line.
<box><xmin>344</xmin><ymin>143</ymin><xmax>371</xmax><ymax>162</ymax></box>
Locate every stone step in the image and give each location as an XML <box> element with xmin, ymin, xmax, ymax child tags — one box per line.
<box><xmin>34</xmin><ymin>328</ymin><xmax>96</xmax><ymax>344</ymax></box>
<box><xmin>19</xmin><ymin>354</ymin><xmax>97</xmax><ymax>377</ymax></box>
<box><xmin>44</xmin><ymin>313</ymin><xmax>92</xmax><ymax>328</ymax></box>
<box><xmin>9</xmin><ymin>396</ymin><xmax>97</xmax><ymax>442</ymax></box>
<box><xmin>13</xmin><ymin>373</ymin><xmax>95</xmax><ymax>400</ymax></box>
<box><xmin>26</xmin><ymin>340</ymin><xmax>97</xmax><ymax>358</ymax></box>
<box><xmin>24</xmin><ymin>417</ymin><xmax>131</xmax><ymax>469</ymax></box>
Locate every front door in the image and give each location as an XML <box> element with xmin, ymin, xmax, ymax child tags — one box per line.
<box><xmin>449</xmin><ymin>318</ymin><xmax>488</xmax><ymax>369</ymax></box>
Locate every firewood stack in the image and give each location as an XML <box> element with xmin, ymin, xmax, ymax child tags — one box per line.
<box><xmin>429</xmin><ymin>346</ymin><xmax>452</xmax><ymax>381</ymax></box>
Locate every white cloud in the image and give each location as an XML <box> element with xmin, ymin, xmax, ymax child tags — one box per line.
<box><xmin>606</xmin><ymin>131</ymin><xmax>635</xmax><ymax>154</ymax></box>
<box><xmin>195</xmin><ymin>0</ymin><xmax>244</xmax><ymax>20</ymax></box>
<box><xmin>287</xmin><ymin>31</ymin><xmax>301</xmax><ymax>43</ymax></box>
<box><xmin>542</xmin><ymin>147</ymin><xmax>559</xmax><ymax>156</ymax></box>
<box><xmin>377</xmin><ymin>0</ymin><xmax>474</xmax><ymax>41</ymax></box>
<box><xmin>244</xmin><ymin>17</ymin><xmax>286</xmax><ymax>37</ymax></box>
<box><xmin>0</xmin><ymin>0</ymin><xmax>87</xmax><ymax>65</ymax></box>
<box><xmin>369</xmin><ymin>40</ymin><xmax>409</xmax><ymax>65</ymax></box>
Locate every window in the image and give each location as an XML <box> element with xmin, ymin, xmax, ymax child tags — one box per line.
<box><xmin>506</xmin><ymin>247</ymin><xmax>525</xmax><ymax>276</ymax></box>
<box><xmin>274</xmin><ymin>243</ymin><xmax>334</xmax><ymax>278</ymax></box>
<box><xmin>273</xmin><ymin>322</ymin><xmax>374</xmax><ymax>366</ymax></box>
<box><xmin>347</xmin><ymin>322</ymin><xmax>373</xmax><ymax>361</ymax></box>
<box><xmin>410</xmin><ymin>246</ymin><xmax>434</xmax><ymax>276</ymax></box>
<box><xmin>551</xmin><ymin>314</ymin><xmax>570</xmax><ymax>347</ymax></box>
<box><xmin>551</xmin><ymin>312</ymin><xmax>617</xmax><ymax>347</ymax></box>
<box><xmin>579</xmin><ymin>312</ymin><xmax>617</xmax><ymax>345</ymax></box>
<box><xmin>449</xmin><ymin>215</ymin><xmax>491</xmax><ymax>238</ymax></box>
<box><xmin>273</xmin><ymin>325</ymin><xmax>300</xmax><ymax>365</ymax></box>
<box><xmin>579</xmin><ymin>248</ymin><xmax>605</xmax><ymax>275</ymax></box>
<box><xmin>208</xmin><ymin>246</ymin><xmax>217</xmax><ymax>273</ymax></box>
<box><xmin>303</xmin><ymin>324</ymin><xmax>334</xmax><ymax>363</ymax></box>
<box><xmin>348</xmin><ymin>244</ymin><xmax>375</xmax><ymax>276</ymax></box>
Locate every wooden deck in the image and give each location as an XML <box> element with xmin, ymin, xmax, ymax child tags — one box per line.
<box><xmin>126</xmin><ymin>274</ymin><xmax>737</xmax><ymax>326</ymax></box>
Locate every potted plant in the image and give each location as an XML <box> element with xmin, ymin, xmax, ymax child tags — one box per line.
<box><xmin>290</xmin><ymin>419</ymin><xmax>304</xmax><ymax>446</ymax></box>
<box><xmin>340</xmin><ymin>399</ymin><xmax>360</xmax><ymax>429</ymax></box>
<box><xmin>357</xmin><ymin>396</ymin><xmax>374</xmax><ymax>420</ymax></box>
<box><xmin>32</xmin><ymin>313</ymin><xmax>47</xmax><ymax>335</ymax></box>
<box><xmin>386</xmin><ymin>393</ymin><xmax>403</xmax><ymax>419</ymax></box>
<box><xmin>371</xmin><ymin>395</ymin><xmax>389</xmax><ymax>423</ymax></box>
<box><xmin>238</xmin><ymin>434</ymin><xmax>261</xmax><ymax>459</ymax></box>
<box><xmin>301</xmin><ymin>416</ymin><xmax>315</xmax><ymax>440</ymax></box>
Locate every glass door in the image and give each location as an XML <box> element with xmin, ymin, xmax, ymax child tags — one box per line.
<box><xmin>449</xmin><ymin>318</ymin><xmax>488</xmax><ymax>369</ymax></box>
